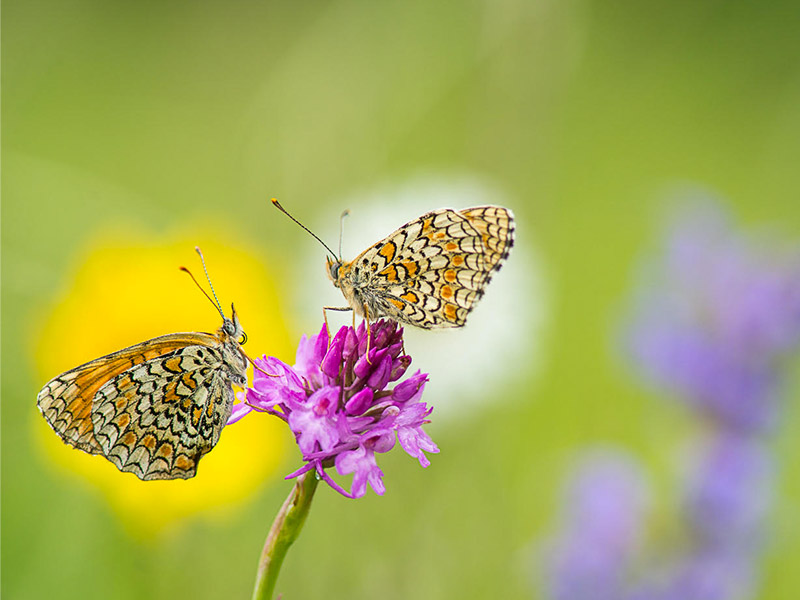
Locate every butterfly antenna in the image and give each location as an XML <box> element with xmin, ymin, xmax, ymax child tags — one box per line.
<box><xmin>338</xmin><ymin>209</ymin><xmax>350</xmax><ymax>261</ymax></box>
<box><xmin>271</xmin><ymin>198</ymin><xmax>339</xmax><ymax>259</ymax></box>
<box><xmin>194</xmin><ymin>247</ymin><xmax>225</xmax><ymax>313</ymax></box>
<box><xmin>179</xmin><ymin>266</ymin><xmax>225</xmax><ymax>320</ymax></box>
<box><xmin>179</xmin><ymin>248</ymin><xmax>226</xmax><ymax>320</ymax></box>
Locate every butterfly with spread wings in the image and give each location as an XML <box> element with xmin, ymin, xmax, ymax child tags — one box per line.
<box><xmin>37</xmin><ymin>250</ymin><xmax>249</xmax><ymax>481</ymax></box>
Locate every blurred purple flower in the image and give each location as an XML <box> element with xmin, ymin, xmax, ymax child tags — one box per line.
<box><xmin>628</xmin><ymin>205</ymin><xmax>800</xmax><ymax>432</ymax></box>
<box><xmin>629</xmin><ymin>325</ymin><xmax>778</xmax><ymax>431</ymax></box>
<box><xmin>626</xmin><ymin>549</ymin><xmax>756</xmax><ymax>600</ymax></box>
<box><xmin>668</xmin><ymin>549</ymin><xmax>756</xmax><ymax>600</ymax></box>
<box><xmin>545</xmin><ymin>452</ymin><xmax>648</xmax><ymax>600</ymax></box>
<box><xmin>664</xmin><ymin>206</ymin><xmax>800</xmax><ymax>356</ymax></box>
<box><xmin>683</xmin><ymin>434</ymin><xmax>772</xmax><ymax>551</ymax></box>
<box><xmin>542</xmin><ymin>201</ymin><xmax>798</xmax><ymax>600</ymax></box>
<box><xmin>229</xmin><ymin>320</ymin><xmax>438</xmax><ymax>498</ymax></box>
<box><xmin>621</xmin><ymin>433</ymin><xmax>771</xmax><ymax>600</ymax></box>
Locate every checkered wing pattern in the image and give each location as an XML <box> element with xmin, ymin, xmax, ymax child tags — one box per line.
<box><xmin>37</xmin><ymin>331</ymin><xmax>244</xmax><ymax>480</ymax></box>
<box><xmin>459</xmin><ymin>206</ymin><xmax>515</xmax><ymax>273</ymax></box>
<box><xmin>336</xmin><ymin>205</ymin><xmax>514</xmax><ymax>329</ymax></box>
<box><xmin>89</xmin><ymin>344</ymin><xmax>236</xmax><ymax>480</ymax></box>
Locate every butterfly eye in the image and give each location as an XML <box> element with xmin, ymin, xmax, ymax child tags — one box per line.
<box><xmin>329</xmin><ymin>262</ymin><xmax>340</xmax><ymax>279</ymax></box>
<box><xmin>239</xmin><ymin>331</ymin><xmax>248</xmax><ymax>345</ymax></box>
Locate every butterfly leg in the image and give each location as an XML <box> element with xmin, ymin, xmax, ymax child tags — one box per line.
<box><xmin>322</xmin><ymin>306</ymin><xmax>353</xmax><ymax>339</ymax></box>
<box><xmin>363</xmin><ymin>303</ymin><xmax>373</xmax><ymax>364</ymax></box>
<box><xmin>240</xmin><ymin>348</ymin><xmax>279</xmax><ymax>378</ymax></box>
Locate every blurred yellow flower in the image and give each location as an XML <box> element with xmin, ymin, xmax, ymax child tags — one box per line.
<box><xmin>32</xmin><ymin>226</ymin><xmax>295</xmax><ymax>536</ymax></box>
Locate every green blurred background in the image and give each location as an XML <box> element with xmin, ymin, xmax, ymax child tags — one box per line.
<box><xmin>4</xmin><ymin>1</ymin><xmax>800</xmax><ymax>598</ymax></box>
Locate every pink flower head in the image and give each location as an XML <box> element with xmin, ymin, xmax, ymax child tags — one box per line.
<box><xmin>229</xmin><ymin>320</ymin><xmax>438</xmax><ymax>498</ymax></box>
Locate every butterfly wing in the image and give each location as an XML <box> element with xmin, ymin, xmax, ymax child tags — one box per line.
<box><xmin>37</xmin><ymin>333</ymin><xmax>219</xmax><ymax>461</ymax></box>
<box><xmin>345</xmin><ymin>207</ymin><xmax>513</xmax><ymax>328</ymax></box>
<box><xmin>90</xmin><ymin>343</ymin><xmax>237</xmax><ymax>480</ymax></box>
<box><xmin>458</xmin><ymin>205</ymin><xmax>515</xmax><ymax>274</ymax></box>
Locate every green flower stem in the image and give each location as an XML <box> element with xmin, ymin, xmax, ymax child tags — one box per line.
<box><xmin>251</xmin><ymin>471</ymin><xmax>319</xmax><ymax>600</ymax></box>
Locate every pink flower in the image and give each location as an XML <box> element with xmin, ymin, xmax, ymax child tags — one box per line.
<box><xmin>229</xmin><ymin>320</ymin><xmax>438</xmax><ymax>498</ymax></box>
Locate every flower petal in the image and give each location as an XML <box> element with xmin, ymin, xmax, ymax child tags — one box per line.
<box><xmin>336</xmin><ymin>445</ymin><xmax>385</xmax><ymax>497</ymax></box>
<box><xmin>321</xmin><ymin>327</ymin><xmax>346</xmax><ymax>379</ymax></box>
<box><xmin>345</xmin><ymin>387</ymin><xmax>374</xmax><ymax>415</ymax></box>
<box><xmin>392</xmin><ymin>370</ymin><xmax>428</xmax><ymax>403</ymax></box>
<box><xmin>367</xmin><ymin>353</ymin><xmax>393</xmax><ymax>390</ymax></box>
<box><xmin>288</xmin><ymin>387</ymin><xmax>341</xmax><ymax>455</ymax></box>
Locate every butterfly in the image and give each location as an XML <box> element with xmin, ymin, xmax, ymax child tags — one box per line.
<box><xmin>273</xmin><ymin>200</ymin><xmax>514</xmax><ymax>329</ymax></box>
<box><xmin>36</xmin><ymin>250</ymin><xmax>249</xmax><ymax>481</ymax></box>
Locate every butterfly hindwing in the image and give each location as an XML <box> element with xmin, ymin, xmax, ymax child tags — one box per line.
<box><xmin>91</xmin><ymin>344</ymin><xmax>236</xmax><ymax>480</ymax></box>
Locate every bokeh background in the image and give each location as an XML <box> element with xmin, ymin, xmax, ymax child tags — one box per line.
<box><xmin>4</xmin><ymin>1</ymin><xmax>800</xmax><ymax>599</ymax></box>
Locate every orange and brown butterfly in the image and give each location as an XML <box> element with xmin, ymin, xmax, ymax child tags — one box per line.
<box><xmin>36</xmin><ymin>248</ymin><xmax>251</xmax><ymax>481</ymax></box>
<box><xmin>272</xmin><ymin>199</ymin><xmax>514</xmax><ymax>329</ymax></box>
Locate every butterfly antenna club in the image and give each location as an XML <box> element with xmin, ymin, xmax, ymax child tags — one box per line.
<box><xmin>338</xmin><ymin>209</ymin><xmax>350</xmax><ymax>260</ymax></box>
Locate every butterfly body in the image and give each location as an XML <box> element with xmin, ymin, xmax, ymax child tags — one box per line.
<box><xmin>37</xmin><ymin>311</ymin><xmax>247</xmax><ymax>480</ymax></box>
<box><xmin>327</xmin><ymin>205</ymin><xmax>514</xmax><ymax>329</ymax></box>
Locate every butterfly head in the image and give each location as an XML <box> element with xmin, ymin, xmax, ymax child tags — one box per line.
<box><xmin>326</xmin><ymin>256</ymin><xmax>343</xmax><ymax>287</ymax></box>
<box><xmin>221</xmin><ymin>304</ymin><xmax>247</xmax><ymax>345</ymax></box>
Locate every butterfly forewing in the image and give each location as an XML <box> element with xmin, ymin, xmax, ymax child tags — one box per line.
<box><xmin>335</xmin><ymin>206</ymin><xmax>514</xmax><ymax>329</ymax></box>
